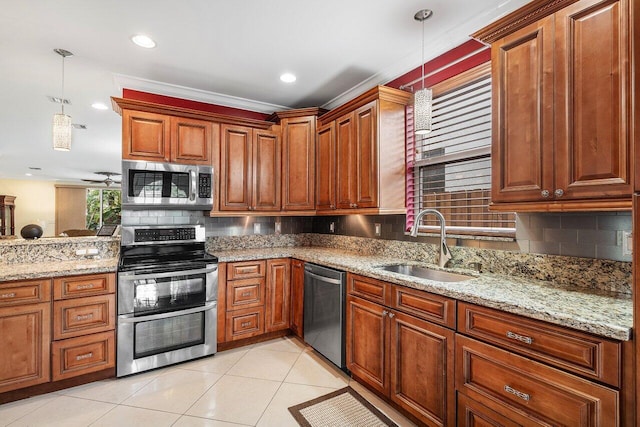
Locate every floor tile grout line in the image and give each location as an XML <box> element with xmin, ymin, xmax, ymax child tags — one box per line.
<box><xmin>1</xmin><ymin>393</ymin><xmax>62</xmax><ymax>427</ymax></box>
<box><xmin>179</xmin><ymin>370</ymin><xmax>225</xmax><ymax>418</ymax></box>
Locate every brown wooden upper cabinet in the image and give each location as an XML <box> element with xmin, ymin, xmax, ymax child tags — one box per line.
<box><xmin>474</xmin><ymin>0</ymin><xmax>633</xmax><ymax>211</ymax></box>
<box><xmin>122</xmin><ymin>110</ymin><xmax>212</xmax><ymax>165</ymax></box>
<box><xmin>219</xmin><ymin>124</ymin><xmax>281</xmax><ymax>212</ymax></box>
<box><xmin>317</xmin><ymin>86</ymin><xmax>411</xmax><ymax>215</ymax></box>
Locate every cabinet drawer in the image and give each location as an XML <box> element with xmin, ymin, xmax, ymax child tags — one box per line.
<box><xmin>458</xmin><ymin>302</ymin><xmax>621</xmax><ymax>387</ymax></box>
<box><xmin>51</xmin><ymin>331</ymin><xmax>115</xmax><ymax>381</ymax></box>
<box><xmin>392</xmin><ymin>285</ymin><xmax>455</xmax><ymax>328</ymax></box>
<box><xmin>456</xmin><ymin>335</ymin><xmax>618</xmax><ymax>426</ymax></box>
<box><xmin>226</xmin><ymin>278</ymin><xmax>265</xmax><ymax>311</ymax></box>
<box><xmin>53</xmin><ymin>294</ymin><xmax>116</xmax><ymax>340</ymax></box>
<box><xmin>0</xmin><ymin>279</ymin><xmax>51</xmax><ymax>306</ymax></box>
<box><xmin>347</xmin><ymin>273</ymin><xmax>390</xmax><ymax>305</ymax></box>
<box><xmin>227</xmin><ymin>260</ymin><xmax>266</xmax><ymax>280</ymax></box>
<box><xmin>53</xmin><ymin>273</ymin><xmax>115</xmax><ymax>300</ymax></box>
<box><xmin>225</xmin><ymin>307</ymin><xmax>265</xmax><ymax>341</ymax></box>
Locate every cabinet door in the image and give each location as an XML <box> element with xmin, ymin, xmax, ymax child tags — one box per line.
<box><xmin>554</xmin><ymin>0</ymin><xmax>631</xmax><ymax>200</ymax></box>
<box><xmin>316</xmin><ymin>121</ymin><xmax>336</xmax><ymax>210</ymax></box>
<box><xmin>171</xmin><ymin>117</ymin><xmax>212</xmax><ymax>165</ymax></box>
<box><xmin>252</xmin><ymin>129</ymin><xmax>281</xmax><ymax>211</ymax></box>
<box><xmin>390</xmin><ymin>311</ymin><xmax>455</xmax><ymax>427</ymax></box>
<box><xmin>220</xmin><ymin>124</ymin><xmax>252</xmax><ymax>211</ymax></box>
<box><xmin>0</xmin><ymin>303</ymin><xmax>50</xmax><ymax>393</ymax></box>
<box><xmin>290</xmin><ymin>259</ymin><xmax>304</xmax><ymax>338</ymax></box>
<box><xmin>53</xmin><ymin>294</ymin><xmax>116</xmax><ymax>340</ymax></box>
<box><xmin>51</xmin><ymin>331</ymin><xmax>115</xmax><ymax>382</ymax></box>
<box><xmin>265</xmin><ymin>259</ymin><xmax>290</xmax><ymax>332</ymax></box>
<box><xmin>346</xmin><ymin>295</ymin><xmax>389</xmax><ymax>395</ymax></box>
<box><xmin>122</xmin><ymin>110</ymin><xmax>171</xmax><ymax>162</ymax></box>
<box><xmin>282</xmin><ymin>117</ymin><xmax>316</xmax><ymax>210</ymax></box>
<box><xmin>335</xmin><ymin>113</ymin><xmax>355</xmax><ymax>209</ymax></box>
<box><xmin>491</xmin><ymin>17</ymin><xmax>555</xmax><ymax>203</ymax></box>
<box><xmin>353</xmin><ymin>102</ymin><xmax>378</xmax><ymax>209</ymax></box>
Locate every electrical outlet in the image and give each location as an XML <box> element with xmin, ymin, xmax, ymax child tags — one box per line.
<box><xmin>622</xmin><ymin>231</ymin><xmax>632</xmax><ymax>255</ymax></box>
<box><xmin>329</xmin><ymin>222</ymin><xmax>335</xmax><ymax>233</ymax></box>
<box><xmin>274</xmin><ymin>221</ymin><xmax>282</xmax><ymax>234</ymax></box>
<box><xmin>253</xmin><ymin>223</ymin><xmax>261</xmax><ymax>234</ymax></box>
<box><xmin>75</xmin><ymin>249</ymin><xmax>87</xmax><ymax>256</ymax></box>
<box><xmin>374</xmin><ymin>223</ymin><xmax>381</xmax><ymax>236</ymax></box>
<box><xmin>86</xmin><ymin>248</ymin><xmax>99</xmax><ymax>255</ymax></box>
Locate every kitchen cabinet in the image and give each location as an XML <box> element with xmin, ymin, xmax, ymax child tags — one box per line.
<box><xmin>0</xmin><ymin>195</ymin><xmax>15</xmax><ymax>236</ymax></box>
<box><xmin>0</xmin><ymin>279</ymin><xmax>51</xmax><ymax>393</ymax></box>
<box><xmin>274</xmin><ymin>110</ymin><xmax>321</xmax><ymax>212</ymax></box>
<box><xmin>474</xmin><ymin>0</ymin><xmax>632</xmax><ymax>211</ymax></box>
<box><xmin>289</xmin><ymin>259</ymin><xmax>304</xmax><ymax>338</ymax></box>
<box><xmin>122</xmin><ymin>110</ymin><xmax>212</xmax><ymax>165</ymax></box>
<box><xmin>265</xmin><ymin>259</ymin><xmax>290</xmax><ymax>332</ymax></box>
<box><xmin>51</xmin><ymin>273</ymin><xmax>116</xmax><ymax>381</ymax></box>
<box><xmin>456</xmin><ymin>334</ymin><xmax>618</xmax><ymax>426</ymax></box>
<box><xmin>219</xmin><ymin>124</ymin><xmax>281</xmax><ymax>212</ymax></box>
<box><xmin>317</xmin><ymin>86</ymin><xmax>411</xmax><ymax>214</ymax></box>
<box><xmin>346</xmin><ymin>273</ymin><xmax>455</xmax><ymax>426</ymax></box>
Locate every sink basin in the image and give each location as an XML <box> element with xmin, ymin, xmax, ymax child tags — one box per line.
<box><xmin>377</xmin><ymin>264</ymin><xmax>472</xmax><ymax>282</ymax></box>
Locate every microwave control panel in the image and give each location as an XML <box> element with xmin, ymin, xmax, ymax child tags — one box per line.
<box><xmin>198</xmin><ymin>173</ymin><xmax>212</xmax><ymax>199</ymax></box>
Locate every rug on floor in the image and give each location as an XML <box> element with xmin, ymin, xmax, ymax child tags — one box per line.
<box><xmin>288</xmin><ymin>386</ymin><xmax>399</xmax><ymax>427</ymax></box>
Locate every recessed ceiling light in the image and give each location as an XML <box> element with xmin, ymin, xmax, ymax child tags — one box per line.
<box><xmin>25</xmin><ymin>173</ymin><xmax>33</xmax><ymax>177</ymax></box>
<box><xmin>131</xmin><ymin>34</ymin><xmax>156</xmax><ymax>49</ymax></box>
<box><xmin>280</xmin><ymin>73</ymin><xmax>296</xmax><ymax>83</ymax></box>
<box><xmin>92</xmin><ymin>102</ymin><xmax>108</xmax><ymax>110</ymax></box>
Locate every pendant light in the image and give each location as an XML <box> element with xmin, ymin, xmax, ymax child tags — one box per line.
<box><xmin>414</xmin><ymin>9</ymin><xmax>433</xmax><ymax>135</ymax></box>
<box><xmin>52</xmin><ymin>48</ymin><xmax>73</xmax><ymax>151</ymax></box>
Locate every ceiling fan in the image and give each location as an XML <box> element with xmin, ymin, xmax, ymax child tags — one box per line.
<box><xmin>82</xmin><ymin>171</ymin><xmax>121</xmax><ymax>187</ymax></box>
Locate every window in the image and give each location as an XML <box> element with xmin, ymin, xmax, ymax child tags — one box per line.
<box><xmin>86</xmin><ymin>189</ymin><xmax>121</xmax><ymax>230</ymax></box>
<box><xmin>407</xmin><ymin>64</ymin><xmax>515</xmax><ymax>237</ymax></box>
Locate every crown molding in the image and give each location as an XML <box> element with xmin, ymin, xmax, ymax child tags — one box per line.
<box><xmin>113</xmin><ymin>74</ymin><xmax>289</xmax><ymax>114</ymax></box>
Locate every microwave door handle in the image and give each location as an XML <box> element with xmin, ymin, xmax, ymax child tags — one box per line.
<box><xmin>190</xmin><ymin>169</ymin><xmax>197</xmax><ymax>201</ymax></box>
<box><xmin>118</xmin><ymin>301</ymin><xmax>217</xmax><ymax>323</ymax></box>
<box><xmin>119</xmin><ymin>266</ymin><xmax>218</xmax><ymax>280</ymax></box>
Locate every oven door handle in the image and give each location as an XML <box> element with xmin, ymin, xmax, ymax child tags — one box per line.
<box><xmin>118</xmin><ymin>265</ymin><xmax>218</xmax><ymax>280</ymax></box>
<box><xmin>118</xmin><ymin>301</ymin><xmax>217</xmax><ymax>323</ymax></box>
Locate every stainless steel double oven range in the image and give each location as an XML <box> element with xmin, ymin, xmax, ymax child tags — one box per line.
<box><xmin>117</xmin><ymin>224</ymin><xmax>218</xmax><ymax>377</ymax></box>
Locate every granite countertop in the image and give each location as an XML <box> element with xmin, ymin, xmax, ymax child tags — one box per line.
<box><xmin>0</xmin><ymin>258</ymin><xmax>118</xmax><ymax>282</ymax></box>
<box><xmin>212</xmin><ymin>247</ymin><xmax>633</xmax><ymax>341</ymax></box>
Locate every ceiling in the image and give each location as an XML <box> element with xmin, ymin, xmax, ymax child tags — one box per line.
<box><xmin>0</xmin><ymin>0</ymin><xmax>532</xmax><ymax>185</ymax></box>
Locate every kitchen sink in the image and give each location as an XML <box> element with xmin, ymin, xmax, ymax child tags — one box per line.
<box><xmin>376</xmin><ymin>264</ymin><xmax>472</xmax><ymax>282</ymax></box>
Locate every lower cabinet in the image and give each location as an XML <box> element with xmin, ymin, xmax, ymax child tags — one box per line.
<box><xmin>219</xmin><ymin>259</ymin><xmax>291</xmax><ymax>343</ymax></box>
<box><xmin>289</xmin><ymin>259</ymin><xmax>304</xmax><ymax>338</ymax></box>
<box><xmin>346</xmin><ymin>273</ymin><xmax>455</xmax><ymax>427</ymax></box>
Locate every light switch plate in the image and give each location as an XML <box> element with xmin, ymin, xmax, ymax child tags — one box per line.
<box><xmin>329</xmin><ymin>222</ymin><xmax>335</xmax><ymax>233</ymax></box>
<box><xmin>622</xmin><ymin>231</ymin><xmax>632</xmax><ymax>255</ymax></box>
<box><xmin>253</xmin><ymin>223</ymin><xmax>261</xmax><ymax>234</ymax></box>
<box><xmin>274</xmin><ymin>221</ymin><xmax>281</xmax><ymax>234</ymax></box>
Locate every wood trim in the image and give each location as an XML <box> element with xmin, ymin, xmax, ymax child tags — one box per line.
<box><xmin>217</xmin><ymin>262</ymin><xmax>227</xmax><ymax>344</ymax></box>
<box><xmin>112</xmin><ymin>97</ymin><xmax>274</xmax><ymax>129</ymax></box>
<box><xmin>266</xmin><ymin>107</ymin><xmax>327</xmax><ymax>123</ymax></box>
<box><xmin>318</xmin><ymin>86</ymin><xmax>411</xmax><ymax>125</ymax></box>
<box><xmin>471</xmin><ymin>0</ymin><xmax>580</xmax><ymax>43</ymax></box>
<box><xmin>217</xmin><ymin>330</ymin><xmax>289</xmax><ymax>351</ymax></box>
<box><xmin>489</xmin><ymin>199</ymin><xmax>632</xmax><ymax>212</ymax></box>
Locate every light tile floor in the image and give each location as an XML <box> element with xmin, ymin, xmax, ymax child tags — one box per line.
<box><xmin>0</xmin><ymin>337</ymin><xmax>417</xmax><ymax>427</ymax></box>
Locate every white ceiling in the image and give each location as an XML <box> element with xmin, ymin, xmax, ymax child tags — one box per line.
<box><xmin>0</xmin><ymin>0</ymin><xmax>531</xmax><ymax>184</ymax></box>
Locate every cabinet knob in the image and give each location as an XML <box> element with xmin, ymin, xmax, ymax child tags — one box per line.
<box><xmin>541</xmin><ymin>190</ymin><xmax>550</xmax><ymax>198</ymax></box>
<box><xmin>554</xmin><ymin>189</ymin><xmax>564</xmax><ymax>198</ymax></box>
<box><xmin>388</xmin><ymin>312</ymin><xmax>395</xmax><ymax>319</ymax></box>
<box><xmin>330</xmin><ymin>205</ymin><xmax>335</xmax><ymax>209</ymax></box>
<box><xmin>382</xmin><ymin>310</ymin><xmax>388</xmax><ymax>317</ymax></box>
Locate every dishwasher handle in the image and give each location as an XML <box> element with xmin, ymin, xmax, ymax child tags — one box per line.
<box><xmin>304</xmin><ymin>269</ymin><xmax>343</xmax><ymax>285</ymax></box>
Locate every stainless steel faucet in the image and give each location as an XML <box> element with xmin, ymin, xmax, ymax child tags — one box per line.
<box><xmin>410</xmin><ymin>209</ymin><xmax>452</xmax><ymax>268</ymax></box>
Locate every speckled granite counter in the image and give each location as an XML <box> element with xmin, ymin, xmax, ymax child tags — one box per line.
<box><xmin>0</xmin><ymin>258</ymin><xmax>118</xmax><ymax>282</ymax></box>
<box><xmin>211</xmin><ymin>247</ymin><xmax>632</xmax><ymax>341</ymax></box>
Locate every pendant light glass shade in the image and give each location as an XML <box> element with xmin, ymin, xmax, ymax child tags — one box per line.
<box><xmin>52</xmin><ymin>48</ymin><xmax>73</xmax><ymax>151</ymax></box>
<box><xmin>53</xmin><ymin>112</ymin><xmax>72</xmax><ymax>151</ymax></box>
<box><xmin>414</xmin><ymin>87</ymin><xmax>432</xmax><ymax>135</ymax></box>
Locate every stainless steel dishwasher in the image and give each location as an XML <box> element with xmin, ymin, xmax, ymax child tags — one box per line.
<box><xmin>303</xmin><ymin>263</ymin><xmax>346</xmax><ymax>370</ymax></box>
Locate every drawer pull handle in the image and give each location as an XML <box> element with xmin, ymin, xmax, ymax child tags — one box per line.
<box><xmin>76</xmin><ymin>313</ymin><xmax>94</xmax><ymax>321</ymax></box>
<box><xmin>241</xmin><ymin>321</ymin><xmax>251</xmax><ymax>327</ymax></box>
<box><xmin>0</xmin><ymin>292</ymin><xmax>17</xmax><ymax>299</ymax></box>
<box><xmin>241</xmin><ymin>292</ymin><xmax>251</xmax><ymax>297</ymax></box>
<box><xmin>76</xmin><ymin>352</ymin><xmax>93</xmax><ymax>361</ymax></box>
<box><xmin>76</xmin><ymin>283</ymin><xmax>95</xmax><ymax>290</ymax></box>
<box><xmin>504</xmin><ymin>385</ymin><xmax>530</xmax><ymax>401</ymax></box>
<box><xmin>506</xmin><ymin>331</ymin><xmax>533</xmax><ymax>345</ymax></box>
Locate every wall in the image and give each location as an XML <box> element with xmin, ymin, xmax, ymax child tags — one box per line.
<box><xmin>0</xmin><ymin>179</ymin><xmax>56</xmax><ymax>237</ymax></box>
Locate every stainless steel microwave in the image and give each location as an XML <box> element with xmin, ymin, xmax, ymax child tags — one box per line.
<box><xmin>122</xmin><ymin>160</ymin><xmax>213</xmax><ymax>210</ymax></box>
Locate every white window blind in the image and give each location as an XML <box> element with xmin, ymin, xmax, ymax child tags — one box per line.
<box><xmin>411</xmin><ymin>72</ymin><xmax>515</xmax><ymax>237</ymax></box>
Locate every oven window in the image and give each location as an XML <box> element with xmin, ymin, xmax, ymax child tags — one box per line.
<box><xmin>134</xmin><ymin>312</ymin><xmax>204</xmax><ymax>359</ymax></box>
<box><xmin>134</xmin><ymin>276</ymin><xmax>205</xmax><ymax>315</ymax></box>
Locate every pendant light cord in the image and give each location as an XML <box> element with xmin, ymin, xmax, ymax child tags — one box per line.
<box><xmin>421</xmin><ymin>17</ymin><xmax>425</xmax><ymax>91</ymax></box>
<box><xmin>61</xmin><ymin>54</ymin><xmax>65</xmax><ymax>114</ymax></box>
